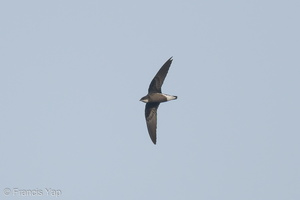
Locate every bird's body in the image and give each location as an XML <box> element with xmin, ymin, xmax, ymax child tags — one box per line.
<box><xmin>140</xmin><ymin>93</ymin><xmax>177</xmax><ymax>103</ymax></box>
<box><xmin>140</xmin><ymin>57</ymin><xmax>177</xmax><ymax>144</ymax></box>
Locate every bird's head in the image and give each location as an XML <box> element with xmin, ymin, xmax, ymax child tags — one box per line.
<box><xmin>140</xmin><ymin>95</ymin><xmax>149</xmax><ymax>103</ymax></box>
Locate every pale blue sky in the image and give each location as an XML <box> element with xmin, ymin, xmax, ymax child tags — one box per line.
<box><xmin>1</xmin><ymin>0</ymin><xmax>299</xmax><ymax>199</ymax></box>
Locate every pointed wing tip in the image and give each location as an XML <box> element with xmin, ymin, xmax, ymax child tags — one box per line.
<box><xmin>150</xmin><ymin>135</ymin><xmax>157</xmax><ymax>144</ymax></box>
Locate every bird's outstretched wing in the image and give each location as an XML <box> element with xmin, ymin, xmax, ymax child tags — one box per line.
<box><xmin>145</xmin><ymin>102</ymin><xmax>160</xmax><ymax>144</ymax></box>
<box><xmin>148</xmin><ymin>57</ymin><xmax>173</xmax><ymax>93</ymax></box>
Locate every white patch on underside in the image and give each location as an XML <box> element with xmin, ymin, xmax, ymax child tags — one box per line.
<box><xmin>162</xmin><ymin>94</ymin><xmax>177</xmax><ymax>101</ymax></box>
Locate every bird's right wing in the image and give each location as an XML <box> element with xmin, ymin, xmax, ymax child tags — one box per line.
<box><xmin>145</xmin><ymin>102</ymin><xmax>160</xmax><ymax>144</ymax></box>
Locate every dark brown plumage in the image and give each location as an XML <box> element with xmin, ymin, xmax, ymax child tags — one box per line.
<box><xmin>148</xmin><ymin>58</ymin><xmax>173</xmax><ymax>93</ymax></box>
<box><xmin>140</xmin><ymin>57</ymin><xmax>177</xmax><ymax>144</ymax></box>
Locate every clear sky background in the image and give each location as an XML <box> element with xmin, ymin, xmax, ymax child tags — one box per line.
<box><xmin>1</xmin><ymin>0</ymin><xmax>299</xmax><ymax>199</ymax></box>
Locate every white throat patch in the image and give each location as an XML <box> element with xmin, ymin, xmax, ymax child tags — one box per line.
<box><xmin>141</xmin><ymin>99</ymin><xmax>149</xmax><ymax>103</ymax></box>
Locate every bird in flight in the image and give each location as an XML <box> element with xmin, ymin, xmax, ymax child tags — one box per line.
<box><xmin>140</xmin><ymin>57</ymin><xmax>177</xmax><ymax>144</ymax></box>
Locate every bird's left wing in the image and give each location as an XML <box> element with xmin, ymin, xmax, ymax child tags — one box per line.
<box><xmin>148</xmin><ymin>57</ymin><xmax>173</xmax><ymax>93</ymax></box>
